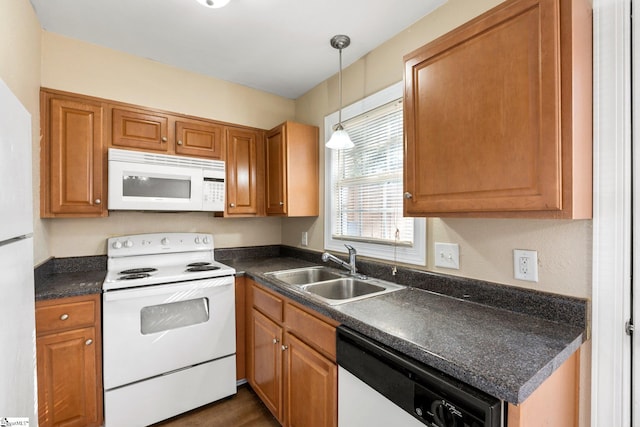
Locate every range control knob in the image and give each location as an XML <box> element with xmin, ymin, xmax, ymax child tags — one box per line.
<box><xmin>124</xmin><ymin>240</ymin><xmax>134</xmax><ymax>248</ymax></box>
<box><xmin>195</xmin><ymin>237</ymin><xmax>201</xmax><ymax>244</ymax></box>
<box><xmin>161</xmin><ymin>238</ymin><xmax>170</xmax><ymax>246</ymax></box>
<box><xmin>112</xmin><ymin>241</ymin><xmax>123</xmax><ymax>249</ymax></box>
<box><xmin>203</xmin><ymin>236</ymin><xmax>210</xmax><ymax>244</ymax></box>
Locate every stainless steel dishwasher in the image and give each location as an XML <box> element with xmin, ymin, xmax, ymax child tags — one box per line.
<box><xmin>337</xmin><ymin>326</ymin><xmax>503</xmax><ymax>427</ymax></box>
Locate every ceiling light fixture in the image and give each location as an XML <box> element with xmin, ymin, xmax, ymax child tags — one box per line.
<box><xmin>326</xmin><ymin>34</ymin><xmax>354</xmax><ymax>150</ymax></box>
<box><xmin>195</xmin><ymin>0</ymin><xmax>231</xmax><ymax>8</ymax></box>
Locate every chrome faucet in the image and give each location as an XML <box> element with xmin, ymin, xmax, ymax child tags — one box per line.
<box><xmin>322</xmin><ymin>244</ymin><xmax>365</xmax><ymax>278</ymax></box>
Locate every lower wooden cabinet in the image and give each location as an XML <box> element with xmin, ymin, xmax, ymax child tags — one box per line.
<box><xmin>36</xmin><ymin>294</ymin><xmax>103</xmax><ymax>427</ymax></box>
<box><xmin>284</xmin><ymin>333</ymin><xmax>337</xmax><ymax>427</ymax></box>
<box><xmin>247</xmin><ymin>279</ymin><xmax>338</xmax><ymax>427</ymax></box>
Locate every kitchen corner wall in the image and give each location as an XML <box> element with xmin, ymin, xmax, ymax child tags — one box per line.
<box><xmin>0</xmin><ymin>0</ymin><xmax>46</xmax><ymax>264</ymax></box>
<box><xmin>289</xmin><ymin>0</ymin><xmax>593</xmax><ymax>301</ymax></box>
<box><xmin>39</xmin><ymin>31</ymin><xmax>295</xmax><ymax>259</ymax></box>
<box><xmin>290</xmin><ymin>3</ymin><xmax>592</xmax><ymax>423</ymax></box>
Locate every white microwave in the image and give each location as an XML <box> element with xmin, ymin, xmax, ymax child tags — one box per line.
<box><xmin>108</xmin><ymin>148</ymin><xmax>225</xmax><ymax>212</ymax></box>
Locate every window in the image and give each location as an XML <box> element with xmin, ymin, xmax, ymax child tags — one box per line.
<box><xmin>324</xmin><ymin>82</ymin><xmax>426</xmax><ymax>265</ymax></box>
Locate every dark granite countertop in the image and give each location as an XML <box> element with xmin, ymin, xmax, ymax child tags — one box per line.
<box><xmin>223</xmin><ymin>254</ymin><xmax>586</xmax><ymax>405</ymax></box>
<box><xmin>34</xmin><ymin>246</ymin><xmax>587</xmax><ymax>405</ymax></box>
<box><xmin>34</xmin><ymin>256</ymin><xmax>106</xmax><ymax>301</ymax></box>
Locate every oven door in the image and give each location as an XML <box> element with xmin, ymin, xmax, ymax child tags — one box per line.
<box><xmin>102</xmin><ymin>276</ymin><xmax>235</xmax><ymax>390</ymax></box>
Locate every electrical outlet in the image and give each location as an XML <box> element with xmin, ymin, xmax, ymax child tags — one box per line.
<box><xmin>301</xmin><ymin>232</ymin><xmax>308</xmax><ymax>247</ymax></box>
<box><xmin>434</xmin><ymin>242</ymin><xmax>460</xmax><ymax>269</ymax></box>
<box><xmin>513</xmin><ymin>249</ymin><xmax>538</xmax><ymax>282</ymax></box>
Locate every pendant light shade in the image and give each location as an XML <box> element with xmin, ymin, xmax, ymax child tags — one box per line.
<box><xmin>327</xmin><ymin>35</ymin><xmax>353</xmax><ymax>150</ymax></box>
<box><xmin>195</xmin><ymin>0</ymin><xmax>231</xmax><ymax>8</ymax></box>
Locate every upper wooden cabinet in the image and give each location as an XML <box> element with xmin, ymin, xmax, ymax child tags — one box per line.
<box><xmin>111</xmin><ymin>108</ymin><xmax>169</xmax><ymax>152</ymax></box>
<box><xmin>265</xmin><ymin>121</ymin><xmax>319</xmax><ymax>217</ymax></box>
<box><xmin>175</xmin><ymin>118</ymin><xmax>224</xmax><ymax>159</ymax></box>
<box><xmin>225</xmin><ymin>127</ymin><xmax>265</xmax><ymax>216</ymax></box>
<box><xmin>403</xmin><ymin>0</ymin><xmax>592</xmax><ymax>218</ymax></box>
<box><xmin>40</xmin><ymin>90</ymin><xmax>107</xmax><ymax>218</ymax></box>
<box><xmin>112</xmin><ymin>106</ymin><xmax>224</xmax><ymax>159</ymax></box>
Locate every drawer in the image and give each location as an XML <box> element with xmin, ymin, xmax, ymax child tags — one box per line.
<box><xmin>36</xmin><ymin>296</ymin><xmax>97</xmax><ymax>335</ymax></box>
<box><xmin>252</xmin><ymin>284</ymin><xmax>283</xmax><ymax>323</ymax></box>
<box><xmin>284</xmin><ymin>302</ymin><xmax>336</xmax><ymax>361</ymax></box>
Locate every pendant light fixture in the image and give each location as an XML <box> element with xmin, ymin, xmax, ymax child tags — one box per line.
<box><xmin>195</xmin><ymin>0</ymin><xmax>231</xmax><ymax>8</ymax></box>
<box><xmin>326</xmin><ymin>35</ymin><xmax>354</xmax><ymax>150</ymax></box>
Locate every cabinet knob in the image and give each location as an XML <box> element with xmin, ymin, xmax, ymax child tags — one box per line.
<box><xmin>60</xmin><ymin>314</ymin><xmax>69</xmax><ymax>321</ymax></box>
<box><xmin>85</xmin><ymin>339</ymin><xmax>93</xmax><ymax>346</ymax></box>
<box><xmin>177</xmin><ymin>140</ymin><xmax>183</xmax><ymax>145</ymax></box>
<box><xmin>230</xmin><ymin>203</ymin><xmax>235</xmax><ymax>208</ymax></box>
<box><xmin>272</xmin><ymin>338</ymin><xmax>279</xmax><ymax>344</ymax></box>
<box><xmin>281</xmin><ymin>345</ymin><xmax>288</xmax><ymax>351</ymax></box>
<box><xmin>94</xmin><ymin>198</ymin><xmax>101</xmax><ymax>205</ymax></box>
<box><xmin>279</xmin><ymin>201</ymin><xmax>284</xmax><ymax>206</ymax></box>
<box><xmin>403</xmin><ymin>192</ymin><xmax>413</xmax><ymax>199</ymax></box>
<box><xmin>161</xmin><ymin>136</ymin><xmax>168</xmax><ymax>142</ymax></box>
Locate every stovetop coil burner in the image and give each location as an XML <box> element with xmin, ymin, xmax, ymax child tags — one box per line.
<box><xmin>187</xmin><ymin>262</ymin><xmax>211</xmax><ymax>267</ymax></box>
<box><xmin>186</xmin><ymin>265</ymin><xmax>221</xmax><ymax>272</ymax></box>
<box><xmin>119</xmin><ymin>267</ymin><xmax>158</xmax><ymax>275</ymax></box>
<box><xmin>118</xmin><ymin>273</ymin><xmax>152</xmax><ymax>280</ymax></box>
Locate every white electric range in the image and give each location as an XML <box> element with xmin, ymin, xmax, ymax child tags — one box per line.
<box><xmin>102</xmin><ymin>232</ymin><xmax>236</xmax><ymax>427</ymax></box>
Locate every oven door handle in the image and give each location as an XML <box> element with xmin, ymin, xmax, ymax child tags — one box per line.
<box><xmin>103</xmin><ymin>278</ymin><xmax>233</xmax><ymax>302</ymax></box>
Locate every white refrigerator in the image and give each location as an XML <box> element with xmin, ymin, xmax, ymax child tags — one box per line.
<box><xmin>0</xmin><ymin>78</ymin><xmax>37</xmax><ymax>424</ymax></box>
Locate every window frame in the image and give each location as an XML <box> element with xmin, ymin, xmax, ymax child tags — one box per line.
<box><xmin>323</xmin><ymin>81</ymin><xmax>426</xmax><ymax>265</ymax></box>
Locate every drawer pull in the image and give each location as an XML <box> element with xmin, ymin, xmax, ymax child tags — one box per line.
<box><xmin>272</xmin><ymin>338</ymin><xmax>279</xmax><ymax>344</ymax></box>
<box><xmin>281</xmin><ymin>345</ymin><xmax>288</xmax><ymax>351</ymax></box>
<box><xmin>161</xmin><ymin>136</ymin><xmax>168</xmax><ymax>142</ymax></box>
<box><xmin>85</xmin><ymin>339</ymin><xmax>93</xmax><ymax>346</ymax></box>
<box><xmin>60</xmin><ymin>314</ymin><xmax>69</xmax><ymax>321</ymax></box>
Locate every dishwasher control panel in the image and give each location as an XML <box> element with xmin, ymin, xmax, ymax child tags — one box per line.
<box><xmin>337</xmin><ymin>326</ymin><xmax>503</xmax><ymax>427</ymax></box>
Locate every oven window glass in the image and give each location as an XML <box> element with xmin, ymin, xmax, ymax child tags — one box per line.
<box><xmin>140</xmin><ymin>297</ymin><xmax>209</xmax><ymax>334</ymax></box>
<box><xmin>123</xmin><ymin>175</ymin><xmax>191</xmax><ymax>199</ymax></box>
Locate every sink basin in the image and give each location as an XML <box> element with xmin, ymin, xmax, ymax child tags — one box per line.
<box><xmin>265</xmin><ymin>266</ymin><xmax>345</xmax><ymax>286</ymax></box>
<box><xmin>265</xmin><ymin>266</ymin><xmax>405</xmax><ymax>305</ymax></box>
<box><xmin>302</xmin><ymin>277</ymin><xmax>404</xmax><ymax>305</ymax></box>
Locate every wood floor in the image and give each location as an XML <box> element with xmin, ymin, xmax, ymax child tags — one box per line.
<box><xmin>152</xmin><ymin>385</ymin><xmax>280</xmax><ymax>427</ymax></box>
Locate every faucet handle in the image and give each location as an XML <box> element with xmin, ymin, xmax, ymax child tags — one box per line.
<box><xmin>344</xmin><ymin>244</ymin><xmax>356</xmax><ymax>254</ymax></box>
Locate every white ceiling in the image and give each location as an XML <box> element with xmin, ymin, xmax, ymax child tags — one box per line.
<box><xmin>29</xmin><ymin>0</ymin><xmax>446</xmax><ymax>99</ymax></box>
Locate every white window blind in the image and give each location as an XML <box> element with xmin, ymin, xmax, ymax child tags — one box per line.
<box><xmin>330</xmin><ymin>99</ymin><xmax>413</xmax><ymax>246</ymax></box>
<box><xmin>324</xmin><ymin>81</ymin><xmax>425</xmax><ymax>265</ymax></box>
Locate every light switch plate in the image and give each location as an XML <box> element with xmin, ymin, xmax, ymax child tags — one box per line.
<box><xmin>513</xmin><ymin>249</ymin><xmax>538</xmax><ymax>282</ymax></box>
<box><xmin>434</xmin><ymin>242</ymin><xmax>460</xmax><ymax>269</ymax></box>
<box><xmin>301</xmin><ymin>231</ymin><xmax>308</xmax><ymax>247</ymax></box>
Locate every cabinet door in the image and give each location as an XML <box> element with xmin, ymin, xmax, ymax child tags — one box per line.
<box><xmin>284</xmin><ymin>333</ymin><xmax>337</xmax><ymax>427</ymax></box>
<box><xmin>175</xmin><ymin>119</ymin><xmax>224</xmax><ymax>159</ymax></box>
<box><xmin>112</xmin><ymin>108</ymin><xmax>169</xmax><ymax>152</ymax></box>
<box><xmin>404</xmin><ymin>0</ymin><xmax>565</xmax><ymax>216</ymax></box>
<box><xmin>37</xmin><ymin>327</ymin><xmax>100</xmax><ymax>427</ymax></box>
<box><xmin>46</xmin><ymin>97</ymin><xmax>105</xmax><ymax>216</ymax></box>
<box><xmin>251</xmin><ymin>309</ymin><xmax>283</xmax><ymax>422</ymax></box>
<box><xmin>265</xmin><ymin>125</ymin><xmax>287</xmax><ymax>215</ymax></box>
<box><xmin>226</xmin><ymin>127</ymin><xmax>263</xmax><ymax>215</ymax></box>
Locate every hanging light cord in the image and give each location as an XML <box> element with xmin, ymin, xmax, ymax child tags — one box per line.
<box><xmin>338</xmin><ymin>46</ymin><xmax>343</xmax><ymax>128</ymax></box>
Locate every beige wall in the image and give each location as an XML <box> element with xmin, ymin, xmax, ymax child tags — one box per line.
<box><xmin>288</xmin><ymin>0</ymin><xmax>593</xmax><ymax>300</ymax></box>
<box><xmin>289</xmin><ymin>1</ymin><xmax>592</xmax><ymax>424</ymax></box>
<box><xmin>0</xmin><ymin>0</ymin><xmax>45</xmax><ymax>263</ymax></box>
<box><xmin>40</xmin><ymin>31</ymin><xmax>296</xmax><ymax>258</ymax></box>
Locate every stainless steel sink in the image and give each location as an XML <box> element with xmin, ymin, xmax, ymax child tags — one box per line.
<box><xmin>301</xmin><ymin>277</ymin><xmax>404</xmax><ymax>305</ymax></box>
<box><xmin>265</xmin><ymin>266</ymin><xmax>404</xmax><ymax>305</ymax></box>
<box><xmin>264</xmin><ymin>266</ymin><xmax>345</xmax><ymax>286</ymax></box>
